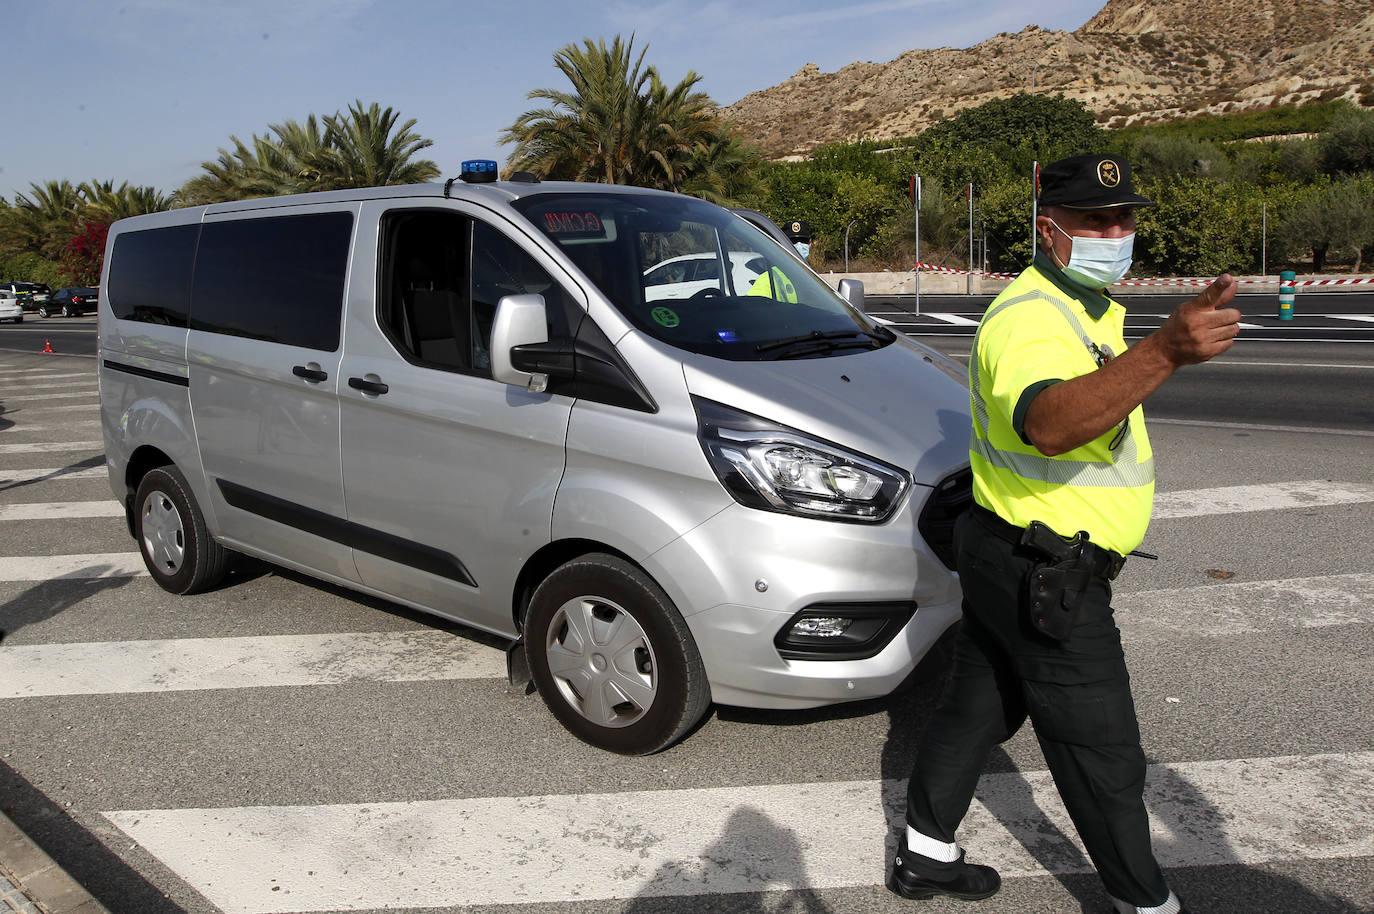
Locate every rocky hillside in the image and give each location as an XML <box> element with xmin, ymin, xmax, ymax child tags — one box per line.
<box><xmin>722</xmin><ymin>0</ymin><xmax>1374</xmax><ymax>159</ymax></box>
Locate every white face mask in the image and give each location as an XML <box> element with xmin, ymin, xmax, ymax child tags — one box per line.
<box><xmin>1050</xmin><ymin>219</ymin><xmax>1134</xmax><ymax>287</ymax></box>
<box><xmin>794</xmin><ymin>242</ymin><xmax>810</xmax><ymax>260</ymax></box>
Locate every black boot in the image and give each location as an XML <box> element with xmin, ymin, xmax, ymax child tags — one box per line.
<box><xmin>887</xmin><ymin>840</ymin><xmax>1001</xmax><ymax>901</ymax></box>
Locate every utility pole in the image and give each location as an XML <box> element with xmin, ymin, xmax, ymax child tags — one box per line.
<box><xmin>967</xmin><ymin>183</ymin><xmax>974</xmax><ymax>294</ymax></box>
<box><xmin>912</xmin><ymin>174</ymin><xmax>922</xmax><ymax>315</ymax></box>
<box><xmin>1031</xmin><ymin>161</ymin><xmax>1039</xmax><ymax>257</ymax></box>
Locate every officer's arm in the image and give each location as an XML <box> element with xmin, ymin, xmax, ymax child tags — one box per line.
<box><xmin>1025</xmin><ymin>275</ymin><xmax>1241</xmax><ymax>456</ymax></box>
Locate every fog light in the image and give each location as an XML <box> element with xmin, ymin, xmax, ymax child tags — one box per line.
<box><xmin>791</xmin><ymin>616</ymin><xmax>852</xmax><ymax>638</ymax></box>
<box><xmin>774</xmin><ymin>602</ymin><xmax>917</xmax><ymax>661</ymax></box>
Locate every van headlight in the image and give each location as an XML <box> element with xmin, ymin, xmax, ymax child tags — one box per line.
<box><xmin>694</xmin><ymin>397</ymin><xmax>909</xmax><ymax>523</ymax></box>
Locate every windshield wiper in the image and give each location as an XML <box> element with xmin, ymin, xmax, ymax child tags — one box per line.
<box><xmin>755</xmin><ymin>328</ymin><xmax>887</xmax><ymax>355</ymax></box>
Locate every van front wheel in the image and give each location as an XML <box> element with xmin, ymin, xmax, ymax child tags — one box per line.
<box><xmin>526</xmin><ymin>554</ymin><xmax>710</xmax><ymax>755</ymax></box>
<box><xmin>134</xmin><ymin>466</ymin><xmax>229</xmax><ymax>594</ymax></box>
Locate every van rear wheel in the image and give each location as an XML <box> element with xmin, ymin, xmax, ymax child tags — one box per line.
<box><xmin>526</xmin><ymin>554</ymin><xmax>710</xmax><ymax>755</ymax></box>
<box><xmin>134</xmin><ymin>466</ymin><xmax>229</xmax><ymax>594</ymax></box>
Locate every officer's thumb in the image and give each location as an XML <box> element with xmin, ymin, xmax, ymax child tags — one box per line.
<box><xmin>1192</xmin><ymin>273</ymin><xmax>1238</xmax><ymax>311</ymax></box>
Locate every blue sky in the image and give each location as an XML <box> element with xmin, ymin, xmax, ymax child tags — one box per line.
<box><xmin>3</xmin><ymin>0</ymin><xmax>1106</xmax><ymax>201</ymax></box>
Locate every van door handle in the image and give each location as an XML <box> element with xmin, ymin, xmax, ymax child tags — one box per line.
<box><xmin>292</xmin><ymin>365</ymin><xmax>328</xmax><ymax>382</ymax></box>
<box><xmin>348</xmin><ymin>376</ymin><xmax>389</xmax><ymax>395</ymax></box>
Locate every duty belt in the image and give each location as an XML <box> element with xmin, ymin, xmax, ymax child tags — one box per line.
<box><xmin>969</xmin><ymin>503</ymin><xmax>1127</xmax><ymax>581</ymax></box>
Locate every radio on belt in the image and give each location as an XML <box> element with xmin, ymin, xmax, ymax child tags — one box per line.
<box><xmin>460</xmin><ymin>159</ymin><xmax>499</xmax><ymax>183</ymax></box>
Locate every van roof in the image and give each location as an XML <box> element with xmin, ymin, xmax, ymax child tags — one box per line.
<box><xmin>110</xmin><ymin>180</ymin><xmax>689</xmax><ymax>233</ymax></box>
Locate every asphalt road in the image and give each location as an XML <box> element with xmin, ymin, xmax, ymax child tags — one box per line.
<box><xmin>1</xmin><ymin>322</ymin><xmax>1372</xmax><ymax>914</ymax></box>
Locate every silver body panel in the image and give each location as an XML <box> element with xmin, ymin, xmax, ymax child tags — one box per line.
<box><xmin>98</xmin><ymin>179</ymin><xmax>972</xmax><ymax>713</ymax></box>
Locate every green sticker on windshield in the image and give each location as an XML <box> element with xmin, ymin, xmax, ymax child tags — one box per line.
<box><xmin>651</xmin><ymin>307</ymin><xmax>680</xmax><ymax>328</ymax></box>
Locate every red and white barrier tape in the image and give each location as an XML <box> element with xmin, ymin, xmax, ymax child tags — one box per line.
<box><xmin>901</xmin><ymin>264</ymin><xmax>1374</xmax><ymax>287</ymax></box>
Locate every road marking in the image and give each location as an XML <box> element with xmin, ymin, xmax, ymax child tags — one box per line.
<box><xmin>1331</xmin><ymin>315</ymin><xmax>1374</xmax><ymax>323</ymax></box>
<box><xmin>0</xmin><ymin>501</ymin><xmax>124</xmax><ymax>520</ymax></box>
<box><xmin>4</xmin><ymin>565</ymin><xmax>1366</xmax><ymax>696</ymax></box>
<box><xmin>1</xmin><ymin>403</ymin><xmax>100</xmax><ymax>412</ymax></box>
<box><xmin>925</xmin><ymin>312</ymin><xmax>980</xmax><ymax>325</ymax></box>
<box><xmin>1117</xmin><ymin>572</ymin><xmax>1374</xmax><ymax>638</ymax></box>
<box><xmin>1196</xmin><ymin>359</ymin><xmax>1374</xmax><ymax>369</ymax></box>
<box><xmin>1153</xmin><ymin>480</ymin><xmax>1374</xmax><ymax>517</ymax></box>
<box><xmin>0</xmin><ymin>372</ymin><xmax>94</xmax><ymax>381</ymax></box>
<box><xmin>0</xmin><ymin>440</ymin><xmax>102</xmax><ymax>454</ymax></box>
<box><xmin>102</xmin><ymin>751</ymin><xmax>1374</xmax><ymax>914</ymax></box>
<box><xmin>0</xmin><ymin>465</ymin><xmax>108</xmax><ymax>484</ymax></box>
<box><xmin>0</xmin><ymin>390</ymin><xmax>97</xmax><ymax>401</ymax></box>
<box><xmin>0</xmin><ymin>553</ymin><xmax>145</xmax><ymax>581</ymax></box>
<box><xmin>1150</xmin><ymin>417</ymin><xmax>1374</xmax><ymax>438</ymax></box>
<box><xmin>0</xmin><ymin>631</ymin><xmax>507</xmax><ymax>699</ymax></box>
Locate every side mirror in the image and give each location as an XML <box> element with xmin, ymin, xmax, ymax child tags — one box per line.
<box><xmin>837</xmin><ymin>278</ymin><xmax>864</xmax><ymax>310</ymax></box>
<box><xmin>491</xmin><ymin>294</ymin><xmax>549</xmax><ymax>391</ymax></box>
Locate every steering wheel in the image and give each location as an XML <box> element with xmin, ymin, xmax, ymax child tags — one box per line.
<box><xmin>690</xmin><ymin>287</ymin><xmax>724</xmax><ymax>301</ymax></box>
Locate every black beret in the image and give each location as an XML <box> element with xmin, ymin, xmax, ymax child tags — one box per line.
<box><xmin>1038</xmin><ymin>154</ymin><xmax>1153</xmax><ymax>209</ymax></box>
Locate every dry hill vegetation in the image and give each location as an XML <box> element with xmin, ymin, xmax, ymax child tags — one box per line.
<box><xmin>723</xmin><ymin>0</ymin><xmax>1374</xmax><ymax>159</ymax></box>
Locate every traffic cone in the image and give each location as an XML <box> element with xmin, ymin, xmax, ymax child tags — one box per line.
<box><xmin>41</xmin><ymin>339</ymin><xmax>54</xmax><ymax>354</ymax></box>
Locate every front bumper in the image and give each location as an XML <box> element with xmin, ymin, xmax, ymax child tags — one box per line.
<box><xmin>643</xmin><ymin>495</ymin><xmax>963</xmax><ymax>709</ymax></box>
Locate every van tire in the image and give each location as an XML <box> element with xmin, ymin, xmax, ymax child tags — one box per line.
<box><xmin>134</xmin><ymin>466</ymin><xmax>229</xmax><ymax>595</ymax></box>
<box><xmin>526</xmin><ymin>554</ymin><xmax>710</xmax><ymax>755</ymax></box>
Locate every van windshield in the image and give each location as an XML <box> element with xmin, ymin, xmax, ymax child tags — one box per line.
<box><xmin>511</xmin><ymin>192</ymin><xmax>892</xmax><ymax>361</ymax></box>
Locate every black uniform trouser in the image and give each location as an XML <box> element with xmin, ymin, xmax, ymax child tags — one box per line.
<box><xmin>905</xmin><ymin>509</ymin><xmax>1169</xmax><ymax>908</ymax></box>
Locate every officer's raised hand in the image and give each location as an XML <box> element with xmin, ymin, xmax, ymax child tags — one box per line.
<box><xmin>1154</xmin><ymin>273</ymin><xmax>1242</xmax><ymax>366</ymax></box>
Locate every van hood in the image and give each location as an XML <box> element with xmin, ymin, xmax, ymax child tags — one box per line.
<box><xmin>680</xmin><ymin>337</ymin><xmax>971</xmax><ymax>486</ymax></box>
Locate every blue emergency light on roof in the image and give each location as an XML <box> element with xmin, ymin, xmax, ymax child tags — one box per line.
<box><xmin>459</xmin><ymin>159</ymin><xmax>499</xmax><ymax>183</ymax></box>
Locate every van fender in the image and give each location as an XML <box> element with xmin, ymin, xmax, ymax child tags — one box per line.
<box><xmin>103</xmin><ymin>389</ymin><xmax>218</xmax><ymax>531</ymax></box>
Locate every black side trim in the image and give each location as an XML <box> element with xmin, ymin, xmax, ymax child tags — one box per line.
<box><xmin>215</xmin><ymin>478</ymin><xmax>477</xmax><ymax>587</ymax></box>
<box><xmin>102</xmin><ymin>358</ymin><xmax>190</xmax><ymax>388</ymax></box>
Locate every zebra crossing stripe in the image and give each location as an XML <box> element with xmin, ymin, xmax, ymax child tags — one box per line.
<box><xmin>0</xmin><ymin>552</ymin><xmax>144</xmax><ymax>582</ymax></box>
<box><xmin>0</xmin><ymin>441</ymin><xmax>103</xmax><ymax>454</ymax></box>
<box><xmin>1152</xmin><ymin>480</ymin><xmax>1374</xmax><ymax>518</ymax></box>
<box><xmin>101</xmin><ymin>751</ymin><xmax>1374</xmax><ymax>914</ymax></box>
<box><xmin>2</xmin><ymin>566</ymin><xmax>1368</xmax><ymax>697</ymax></box>
<box><xmin>0</xmin><ymin>390</ymin><xmax>97</xmax><ymax>401</ymax></box>
<box><xmin>0</xmin><ymin>501</ymin><xmax>124</xmax><ymax>520</ymax></box>
<box><xmin>0</xmin><ymin>465</ymin><xmax>108</xmax><ymax>484</ymax></box>
<box><xmin>0</xmin><ymin>372</ymin><xmax>94</xmax><ymax>381</ymax></box>
<box><xmin>0</xmin><ymin>631</ymin><xmax>507</xmax><ymax>698</ymax></box>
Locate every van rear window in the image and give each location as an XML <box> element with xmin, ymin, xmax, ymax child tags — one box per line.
<box><xmin>190</xmin><ymin>211</ymin><xmax>353</xmax><ymax>351</ymax></box>
<box><xmin>107</xmin><ymin>224</ymin><xmax>200</xmax><ymax>326</ymax></box>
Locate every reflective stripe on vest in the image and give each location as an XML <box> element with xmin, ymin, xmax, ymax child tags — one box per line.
<box><xmin>970</xmin><ymin>289</ymin><xmax>1154</xmax><ymax>489</ymax></box>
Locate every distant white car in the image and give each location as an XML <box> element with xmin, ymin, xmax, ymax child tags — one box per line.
<box><xmin>0</xmin><ymin>291</ymin><xmax>24</xmax><ymax>323</ymax></box>
<box><xmin>642</xmin><ymin>252</ymin><xmax>768</xmax><ymax>302</ymax></box>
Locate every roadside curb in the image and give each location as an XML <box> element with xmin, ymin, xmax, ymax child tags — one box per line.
<box><xmin>0</xmin><ymin>810</ymin><xmax>111</xmax><ymax>914</ymax></box>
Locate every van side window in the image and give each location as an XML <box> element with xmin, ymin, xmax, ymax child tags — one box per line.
<box><xmin>106</xmin><ymin>224</ymin><xmax>199</xmax><ymax>326</ymax></box>
<box><xmin>379</xmin><ymin>211</ymin><xmax>575</xmax><ymax>377</ymax></box>
<box><xmin>190</xmin><ymin>211</ymin><xmax>352</xmax><ymax>351</ymax></box>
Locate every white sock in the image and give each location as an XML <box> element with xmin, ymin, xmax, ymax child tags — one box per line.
<box><xmin>904</xmin><ymin>825</ymin><xmax>961</xmax><ymax>863</ymax></box>
<box><xmin>1112</xmin><ymin>890</ymin><xmax>1181</xmax><ymax>914</ymax></box>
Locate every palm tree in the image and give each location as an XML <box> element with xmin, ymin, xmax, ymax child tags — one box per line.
<box><xmin>177</xmin><ymin>102</ymin><xmax>439</xmax><ymax>204</ymax></box>
<box><xmin>79</xmin><ymin>180</ymin><xmax>172</xmax><ymax>221</ymax></box>
<box><xmin>8</xmin><ymin>180</ymin><xmax>84</xmax><ymax>258</ymax></box>
<box><xmin>321</xmin><ymin>101</ymin><xmax>440</xmax><ymax>189</ymax></box>
<box><xmin>502</xmin><ymin>34</ymin><xmax>741</xmax><ymax>199</ymax></box>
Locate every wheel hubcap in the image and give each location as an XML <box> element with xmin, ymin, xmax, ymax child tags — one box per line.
<box><xmin>140</xmin><ymin>489</ymin><xmax>185</xmax><ymax>575</ymax></box>
<box><xmin>545</xmin><ymin>596</ymin><xmax>657</xmax><ymax>728</ymax></box>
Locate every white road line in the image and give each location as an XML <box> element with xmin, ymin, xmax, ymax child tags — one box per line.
<box><xmin>1331</xmin><ymin>315</ymin><xmax>1374</xmax><ymax>323</ymax></box>
<box><xmin>1150</xmin><ymin>417</ymin><xmax>1374</xmax><ymax>438</ymax></box>
<box><xmin>4</xmin><ymin>565</ymin><xmax>1364</xmax><ymax>696</ymax></box>
<box><xmin>4</xmin><ymin>403</ymin><xmax>100</xmax><ymax>412</ymax></box>
<box><xmin>1153</xmin><ymin>480</ymin><xmax>1374</xmax><ymax>518</ymax></box>
<box><xmin>1118</xmin><ymin>572</ymin><xmax>1374</xmax><ymax>638</ymax></box>
<box><xmin>0</xmin><ymin>465</ymin><xmax>108</xmax><ymax>484</ymax></box>
<box><xmin>925</xmin><ymin>312</ymin><xmax>980</xmax><ymax>326</ymax></box>
<box><xmin>0</xmin><ymin>440</ymin><xmax>102</xmax><ymax>454</ymax></box>
<box><xmin>102</xmin><ymin>752</ymin><xmax>1374</xmax><ymax>914</ymax></box>
<box><xmin>0</xmin><ymin>501</ymin><xmax>124</xmax><ymax>521</ymax></box>
<box><xmin>1</xmin><ymin>423</ymin><xmax>103</xmax><ymax>432</ymax></box>
<box><xmin>0</xmin><ymin>631</ymin><xmax>507</xmax><ymax>699</ymax></box>
<box><xmin>0</xmin><ymin>372</ymin><xmax>94</xmax><ymax>381</ymax></box>
<box><xmin>0</xmin><ymin>390</ymin><xmax>97</xmax><ymax>401</ymax></box>
<box><xmin>0</xmin><ymin>553</ymin><xmax>144</xmax><ymax>581</ymax></box>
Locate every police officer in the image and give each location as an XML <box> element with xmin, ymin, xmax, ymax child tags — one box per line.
<box><xmin>888</xmin><ymin>154</ymin><xmax>1240</xmax><ymax>913</ymax></box>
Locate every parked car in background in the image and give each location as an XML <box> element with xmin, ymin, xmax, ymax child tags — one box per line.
<box><xmin>642</xmin><ymin>251</ymin><xmax>768</xmax><ymax>301</ymax></box>
<box><xmin>39</xmin><ymin>286</ymin><xmax>98</xmax><ymax>317</ymax></box>
<box><xmin>0</xmin><ymin>281</ymin><xmax>50</xmax><ymax>311</ymax></box>
<box><xmin>0</xmin><ymin>292</ymin><xmax>24</xmax><ymax>323</ymax></box>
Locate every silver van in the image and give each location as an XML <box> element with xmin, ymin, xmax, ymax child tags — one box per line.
<box><xmin>97</xmin><ymin>162</ymin><xmax>972</xmax><ymax>754</ymax></box>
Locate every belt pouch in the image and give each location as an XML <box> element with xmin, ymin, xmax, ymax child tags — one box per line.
<box><xmin>1025</xmin><ymin>559</ymin><xmax>1093</xmax><ymax>641</ymax></box>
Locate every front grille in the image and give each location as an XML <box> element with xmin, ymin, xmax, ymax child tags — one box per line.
<box><xmin>918</xmin><ymin>466</ymin><xmax>972</xmax><ymax>570</ymax></box>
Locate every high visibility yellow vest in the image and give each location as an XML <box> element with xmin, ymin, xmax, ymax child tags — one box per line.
<box><xmin>969</xmin><ymin>256</ymin><xmax>1154</xmax><ymax>555</ymax></box>
<box><xmin>747</xmin><ymin>266</ymin><xmax>798</xmax><ymax>302</ymax></box>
